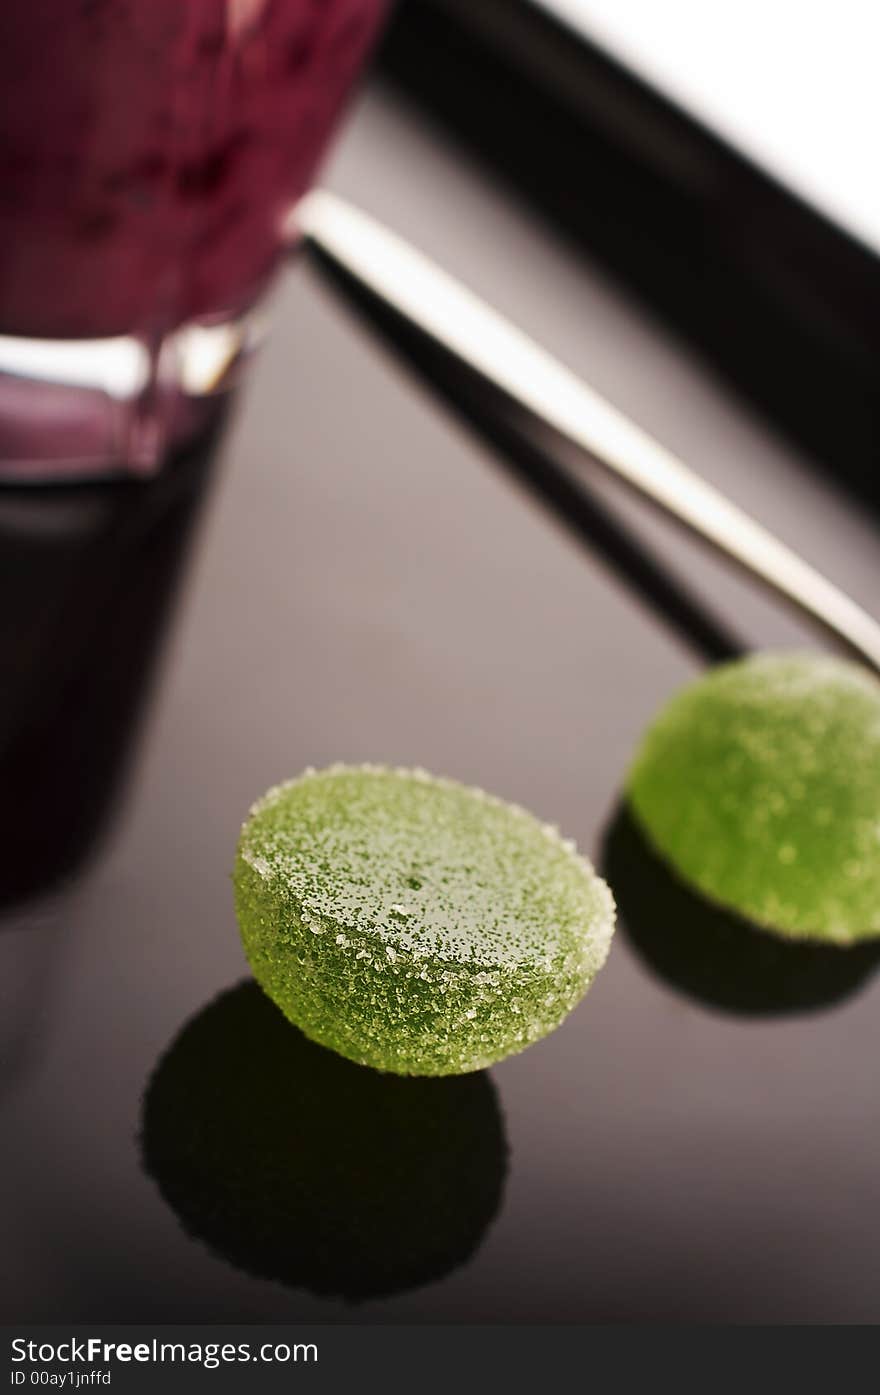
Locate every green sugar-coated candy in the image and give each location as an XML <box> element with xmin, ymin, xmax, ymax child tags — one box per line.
<box><xmin>627</xmin><ymin>652</ymin><xmax>880</xmax><ymax>944</ymax></box>
<box><xmin>234</xmin><ymin>764</ymin><xmax>615</xmax><ymax>1075</ymax></box>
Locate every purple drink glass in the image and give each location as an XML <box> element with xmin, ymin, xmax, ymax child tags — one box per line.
<box><xmin>0</xmin><ymin>0</ymin><xmax>389</xmax><ymax>480</ymax></box>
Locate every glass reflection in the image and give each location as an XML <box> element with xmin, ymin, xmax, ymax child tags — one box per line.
<box><xmin>0</xmin><ymin>419</ymin><xmax>222</xmax><ymax>910</ymax></box>
<box><xmin>603</xmin><ymin>802</ymin><xmax>880</xmax><ymax>1015</ymax></box>
<box><xmin>141</xmin><ymin>981</ymin><xmax>507</xmax><ymax>1301</ymax></box>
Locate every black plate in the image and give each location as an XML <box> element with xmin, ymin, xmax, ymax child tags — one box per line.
<box><xmin>1</xmin><ymin>85</ymin><xmax>878</xmax><ymax>1324</ymax></box>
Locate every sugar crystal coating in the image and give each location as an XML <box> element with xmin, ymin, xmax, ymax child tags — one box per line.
<box><xmin>627</xmin><ymin>652</ymin><xmax>880</xmax><ymax>944</ymax></box>
<box><xmin>234</xmin><ymin>764</ymin><xmax>615</xmax><ymax>1074</ymax></box>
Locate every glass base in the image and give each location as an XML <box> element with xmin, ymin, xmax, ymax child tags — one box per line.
<box><xmin>0</xmin><ymin>303</ymin><xmax>269</xmax><ymax>483</ymax></box>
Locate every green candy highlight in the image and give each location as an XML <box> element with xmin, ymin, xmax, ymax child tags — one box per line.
<box><xmin>627</xmin><ymin>652</ymin><xmax>880</xmax><ymax>944</ymax></box>
<box><xmin>234</xmin><ymin>763</ymin><xmax>615</xmax><ymax>1075</ymax></box>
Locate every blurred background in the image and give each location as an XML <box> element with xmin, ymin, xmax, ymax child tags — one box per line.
<box><xmin>1</xmin><ymin>0</ymin><xmax>878</xmax><ymax>1324</ymax></box>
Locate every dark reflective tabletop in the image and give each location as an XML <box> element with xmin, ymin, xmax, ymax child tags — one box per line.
<box><xmin>2</xmin><ymin>87</ymin><xmax>879</xmax><ymax>1324</ymax></box>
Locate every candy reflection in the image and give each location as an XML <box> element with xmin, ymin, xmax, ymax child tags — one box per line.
<box><xmin>141</xmin><ymin>981</ymin><xmax>507</xmax><ymax>1300</ymax></box>
<box><xmin>603</xmin><ymin>803</ymin><xmax>880</xmax><ymax>1016</ymax></box>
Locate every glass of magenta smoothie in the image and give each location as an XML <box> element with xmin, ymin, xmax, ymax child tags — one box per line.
<box><xmin>0</xmin><ymin>0</ymin><xmax>389</xmax><ymax>480</ymax></box>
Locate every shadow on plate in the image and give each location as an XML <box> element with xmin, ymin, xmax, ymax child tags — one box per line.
<box><xmin>602</xmin><ymin>802</ymin><xmax>880</xmax><ymax>1016</ymax></box>
<box><xmin>141</xmin><ymin>981</ymin><xmax>507</xmax><ymax>1302</ymax></box>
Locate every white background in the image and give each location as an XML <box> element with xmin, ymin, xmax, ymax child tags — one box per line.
<box><xmin>536</xmin><ymin>0</ymin><xmax>880</xmax><ymax>253</ymax></box>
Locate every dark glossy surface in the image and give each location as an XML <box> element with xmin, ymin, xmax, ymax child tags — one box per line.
<box><xmin>1</xmin><ymin>87</ymin><xmax>879</xmax><ymax>1324</ymax></box>
<box><xmin>380</xmin><ymin>0</ymin><xmax>880</xmax><ymax>512</ymax></box>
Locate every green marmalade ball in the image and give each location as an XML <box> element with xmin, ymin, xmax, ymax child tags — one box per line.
<box><xmin>627</xmin><ymin>652</ymin><xmax>880</xmax><ymax>944</ymax></box>
<box><xmin>233</xmin><ymin>764</ymin><xmax>615</xmax><ymax>1075</ymax></box>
